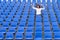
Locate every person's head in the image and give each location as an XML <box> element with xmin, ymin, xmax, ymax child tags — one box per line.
<box><xmin>36</xmin><ymin>5</ymin><xmax>40</xmax><ymax>8</ymax></box>
<box><xmin>35</xmin><ymin>3</ymin><xmax>43</xmax><ymax>8</ymax></box>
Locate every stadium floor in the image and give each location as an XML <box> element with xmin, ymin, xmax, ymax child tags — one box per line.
<box><xmin>0</xmin><ymin>0</ymin><xmax>60</xmax><ymax>40</ymax></box>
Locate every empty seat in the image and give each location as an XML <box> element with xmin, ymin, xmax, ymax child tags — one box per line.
<box><xmin>28</xmin><ymin>22</ymin><xmax>34</xmax><ymax>27</ymax></box>
<box><xmin>5</xmin><ymin>18</ymin><xmax>11</xmax><ymax>22</ymax></box>
<box><xmin>18</xmin><ymin>27</ymin><xmax>24</xmax><ymax>33</ymax></box>
<box><xmin>2</xmin><ymin>22</ymin><xmax>9</xmax><ymax>27</ymax></box>
<box><xmin>15</xmin><ymin>32</ymin><xmax>23</xmax><ymax>40</ymax></box>
<box><xmin>0</xmin><ymin>33</ymin><xmax>4</xmax><ymax>39</ymax></box>
<box><xmin>44</xmin><ymin>27</ymin><xmax>51</xmax><ymax>32</ymax></box>
<box><xmin>36</xmin><ymin>27</ymin><xmax>42</xmax><ymax>32</ymax></box>
<box><xmin>26</xmin><ymin>27</ymin><xmax>33</xmax><ymax>33</ymax></box>
<box><xmin>25</xmin><ymin>33</ymin><xmax>33</xmax><ymax>39</ymax></box>
<box><xmin>13</xmin><ymin>18</ymin><xmax>19</xmax><ymax>22</ymax></box>
<box><xmin>35</xmin><ymin>33</ymin><xmax>42</xmax><ymax>38</ymax></box>
<box><xmin>52</xmin><ymin>22</ymin><xmax>58</xmax><ymax>26</ymax></box>
<box><xmin>54</xmin><ymin>32</ymin><xmax>60</xmax><ymax>39</ymax></box>
<box><xmin>0</xmin><ymin>27</ymin><xmax>6</xmax><ymax>33</ymax></box>
<box><xmin>36</xmin><ymin>22</ymin><xmax>42</xmax><ymax>26</ymax></box>
<box><xmin>0</xmin><ymin>18</ymin><xmax>3</xmax><ymax>22</ymax></box>
<box><xmin>8</xmin><ymin>27</ymin><xmax>16</xmax><ymax>33</ymax></box>
<box><xmin>11</xmin><ymin>22</ymin><xmax>17</xmax><ymax>27</ymax></box>
<box><xmin>6</xmin><ymin>32</ymin><xmax>14</xmax><ymax>39</ymax></box>
<box><xmin>44</xmin><ymin>32</ymin><xmax>52</xmax><ymax>39</ymax></box>
<box><xmin>19</xmin><ymin>22</ymin><xmax>25</xmax><ymax>27</ymax></box>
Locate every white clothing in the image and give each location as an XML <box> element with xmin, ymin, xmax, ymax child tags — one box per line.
<box><xmin>32</xmin><ymin>6</ymin><xmax>45</xmax><ymax>15</ymax></box>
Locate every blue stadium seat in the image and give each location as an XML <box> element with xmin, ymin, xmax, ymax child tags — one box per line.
<box><xmin>26</xmin><ymin>27</ymin><xmax>33</xmax><ymax>33</ymax></box>
<box><xmin>13</xmin><ymin>18</ymin><xmax>19</xmax><ymax>22</ymax></box>
<box><xmin>28</xmin><ymin>22</ymin><xmax>34</xmax><ymax>26</ymax></box>
<box><xmin>11</xmin><ymin>22</ymin><xmax>17</xmax><ymax>27</ymax></box>
<box><xmin>8</xmin><ymin>27</ymin><xmax>16</xmax><ymax>33</ymax></box>
<box><xmin>0</xmin><ymin>18</ymin><xmax>3</xmax><ymax>22</ymax></box>
<box><xmin>36</xmin><ymin>27</ymin><xmax>42</xmax><ymax>32</ymax></box>
<box><xmin>35</xmin><ymin>38</ymin><xmax>42</xmax><ymax>40</ymax></box>
<box><xmin>15</xmin><ymin>32</ymin><xmax>23</xmax><ymax>40</ymax></box>
<box><xmin>44</xmin><ymin>32</ymin><xmax>52</xmax><ymax>39</ymax></box>
<box><xmin>0</xmin><ymin>0</ymin><xmax>60</xmax><ymax>40</ymax></box>
<box><xmin>44</xmin><ymin>22</ymin><xmax>50</xmax><ymax>26</ymax></box>
<box><xmin>54</xmin><ymin>32</ymin><xmax>60</xmax><ymax>39</ymax></box>
<box><xmin>25</xmin><ymin>33</ymin><xmax>33</xmax><ymax>40</ymax></box>
<box><xmin>18</xmin><ymin>27</ymin><xmax>24</xmax><ymax>33</ymax></box>
<box><xmin>6</xmin><ymin>32</ymin><xmax>14</xmax><ymax>39</ymax></box>
<box><xmin>3</xmin><ymin>22</ymin><xmax>9</xmax><ymax>27</ymax></box>
<box><xmin>0</xmin><ymin>27</ymin><xmax>6</xmax><ymax>33</ymax></box>
<box><xmin>35</xmin><ymin>33</ymin><xmax>42</xmax><ymax>38</ymax></box>
<box><xmin>0</xmin><ymin>33</ymin><xmax>4</xmax><ymax>39</ymax></box>
<box><xmin>19</xmin><ymin>22</ymin><xmax>25</xmax><ymax>27</ymax></box>
<box><xmin>44</xmin><ymin>27</ymin><xmax>51</xmax><ymax>32</ymax></box>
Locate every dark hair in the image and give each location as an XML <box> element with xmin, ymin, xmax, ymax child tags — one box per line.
<box><xmin>35</xmin><ymin>3</ymin><xmax>43</xmax><ymax>8</ymax></box>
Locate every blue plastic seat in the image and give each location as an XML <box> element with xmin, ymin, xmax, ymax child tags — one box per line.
<box><xmin>0</xmin><ymin>33</ymin><xmax>4</xmax><ymax>39</ymax></box>
<box><xmin>0</xmin><ymin>18</ymin><xmax>3</xmax><ymax>22</ymax></box>
<box><xmin>35</xmin><ymin>38</ymin><xmax>42</xmax><ymax>40</ymax></box>
<box><xmin>8</xmin><ymin>15</ymin><xmax>13</xmax><ymax>18</ymax></box>
<box><xmin>44</xmin><ymin>22</ymin><xmax>50</xmax><ymax>26</ymax></box>
<box><xmin>52</xmin><ymin>22</ymin><xmax>58</xmax><ymax>26</ymax></box>
<box><xmin>35</xmin><ymin>33</ymin><xmax>42</xmax><ymax>38</ymax></box>
<box><xmin>3</xmin><ymin>22</ymin><xmax>9</xmax><ymax>27</ymax></box>
<box><xmin>25</xmin><ymin>33</ymin><xmax>32</xmax><ymax>39</ymax></box>
<box><xmin>44</xmin><ymin>32</ymin><xmax>52</xmax><ymax>39</ymax></box>
<box><xmin>36</xmin><ymin>22</ymin><xmax>42</xmax><ymax>26</ymax></box>
<box><xmin>26</xmin><ymin>27</ymin><xmax>33</xmax><ymax>33</ymax></box>
<box><xmin>44</xmin><ymin>27</ymin><xmax>50</xmax><ymax>32</ymax></box>
<box><xmin>8</xmin><ymin>27</ymin><xmax>16</xmax><ymax>33</ymax></box>
<box><xmin>13</xmin><ymin>18</ymin><xmax>19</xmax><ymax>22</ymax></box>
<box><xmin>36</xmin><ymin>27</ymin><xmax>42</xmax><ymax>32</ymax></box>
<box><xmin>0</xmin><ymin>15</ymin><xmax>5</xmax><ymax>18</ymax></box>
<box><xmin>19</xmin><ymin>22</ymin><xmax>25</xmax><ymax>27</ymax></box>
<box><xmin>28</xmin><ymin>22</ymin><xmax>34</xmax><ymax>26</ymax></box>
<box><xmin>28</xmin><ymin>18</ymin><xmax>34</xmax><ymax>22</ymax></box>
<box><xmin>18</xmin><ymin>27</ymin><xmax>24</xmax><ymax>33</ymax></box>
<box><xmin>54</xmin><ymin>32</ymin><xmax>60</xmax><ymax>39</ymax></box>
<box><xmin>0</xmin><ymin>27</ymin><xmax>6</xmax><ymax>33</ymax></box>
<box><xmin>6</xmin><ymin>32</ymin><xmax>14</xmax><ymax>39</ymax></box>
<box><xmin>15</xmin><ymin>32</ymin><xmax>23</xmax><ymax>39</ymax></box>
<box><xmin>11</xmin><ymin>22</ymin><xmax>17</xmax><ymax>27</ymax></box>
<box><xmin>53</xmin><ymin>27</ymin><xmax>60</xmax><ymax>32</ymax></box>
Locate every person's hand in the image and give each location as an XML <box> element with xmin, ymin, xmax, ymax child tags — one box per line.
<box><xmin>31</xmin><ymin>4</ymin><xmax>33</xmax><ymax>6</ymax></box>
<box><xmin>40</xmin><ymin>4</ymin><xmax>43</xmax><ymax>6</ymax></box>
<box><xmin>31</xmin><ymin>3</ymin><xmax>34</xmax><ymax>6</ymax></box>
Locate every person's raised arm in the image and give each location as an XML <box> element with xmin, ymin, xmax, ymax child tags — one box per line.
<box><xmin>41</xmin><ymin>7</ymin><xmax>45</xmax><ymax>10</ymax></box>
<box><xmin>31</xmin><ymin>4</ymin><xmax>37</xmax><ymax>9</ymax></box>
<box><xmin>40</xmin><ymin>5</ymin><xmax>45</xmax><ymax>10</ymax></box>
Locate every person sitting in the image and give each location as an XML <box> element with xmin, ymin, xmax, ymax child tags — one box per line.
<box><xmin>31</xmin><ymin>3</ymin><xmax>45</xmax><ymax>15</ymax></box>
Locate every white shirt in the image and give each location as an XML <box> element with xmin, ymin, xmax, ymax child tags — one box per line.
<box><xmin>32</xmin><ymin>6</ymin><xmax>45</xmax><ymax>15</ymax></box>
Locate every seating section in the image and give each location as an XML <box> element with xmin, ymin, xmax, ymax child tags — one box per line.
<box><xmin>57</xmin><ymin>0</ymin><xmax>60</xmax><ymax>9</ymax></box>
<box><xmin>0</xmin><ymin>0</ymin><xmax>60</xmax><ymax>40</ymax></box>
